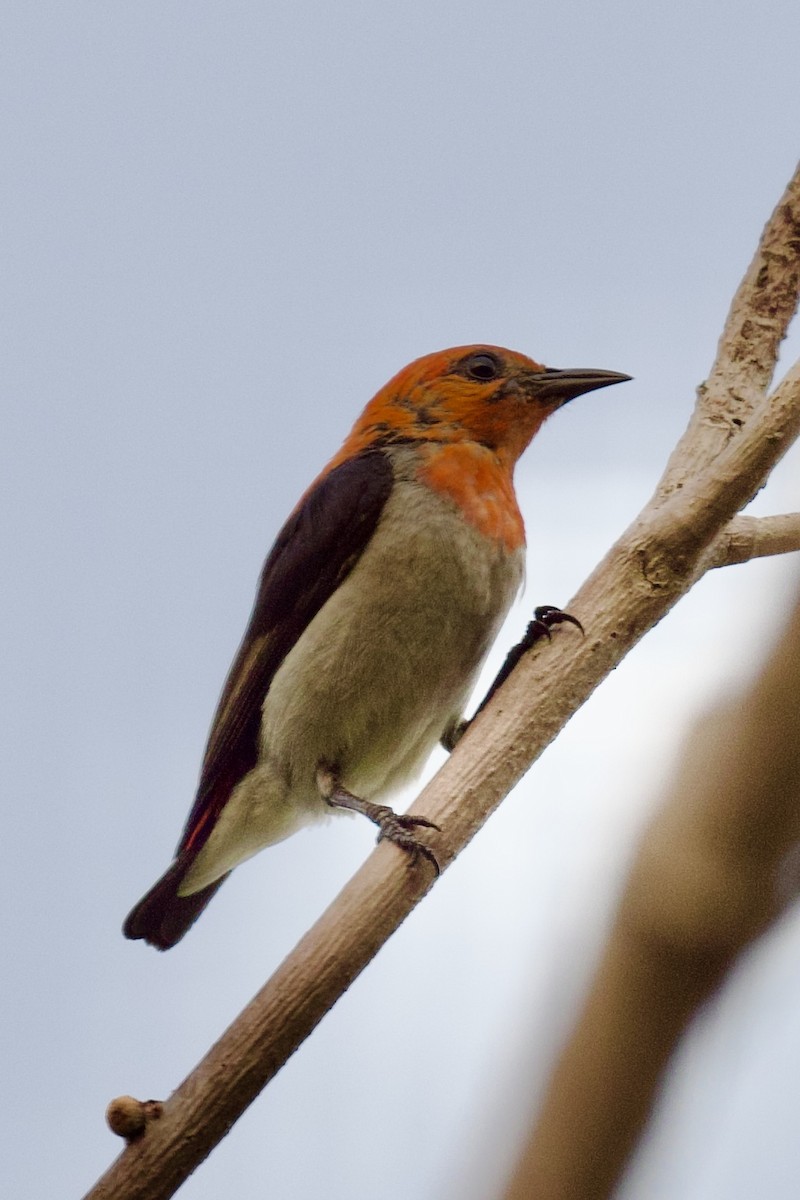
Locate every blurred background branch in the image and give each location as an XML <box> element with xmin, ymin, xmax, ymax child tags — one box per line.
<box><xmin>503</xmin><ymin>579</ymin><xmax>800</xmax><ymax>1200</ymax></box>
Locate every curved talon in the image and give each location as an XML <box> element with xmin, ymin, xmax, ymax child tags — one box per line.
<box><xmin>392</xmin><ymin>812</ymin><xmax>441</xmax><ymax>832</ymax></box>
<box><xmin>472</xmin><ymin>602</ymin><xmax>584</xmax><ymax>719</ymax></box>
<box><xmin>411</xmin><ymin>843</ymin><xmax>441</xmax><ymax>875</ymax></box>
<box><xmin>376</xmin><ymin>824</ymin><xmax>441</xmax><ymax>874</ymax></box>
<box><xmin>319</xmin><ymin>772</ymin><xmax>441</xmax><ymax>875</ymax></box>
<box><xmin>373</xmin><ymin>808</ymin><xmax>442</xmax><ymax>874</ymax></box>
<box><xmin>532</xmin><ymin>604</ymin><xmax>584</xmax><ymax>636</ymax></box>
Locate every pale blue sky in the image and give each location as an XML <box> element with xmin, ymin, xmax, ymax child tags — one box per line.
<box><xmin>3</xmin><ymin>4</ymin><xmax>800</xmax><ymax>1198</ymax></box>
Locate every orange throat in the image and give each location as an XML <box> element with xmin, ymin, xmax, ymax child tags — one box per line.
<box><xmin>416</xmin><ymin>442</ymin><xmax>525</xmax><ymax>553</ymax></box>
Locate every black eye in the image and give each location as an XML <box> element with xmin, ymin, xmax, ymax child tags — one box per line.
<box><xmin>464</xmin><ymin>353</ymin><xmax>501</xmax><ymax>381</ymax></box>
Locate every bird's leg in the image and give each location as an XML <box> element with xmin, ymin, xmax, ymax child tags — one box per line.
<box><xmin>441</xmin><ymin>605</ymin><xmax>584</xmax><ymax>752</ymax></box>
<box><xmin>479</xmin><ymin>605</ymin><xmax>584</xmax><ymax>714</ymax></box>
<box><xmin>316</xmin><ymin>765</ymin><xmax>441</xmax><ymax>875</ymax></box>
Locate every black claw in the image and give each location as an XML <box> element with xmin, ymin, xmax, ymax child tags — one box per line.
<box><xmin>528</xmin><ymin>618</ymin><xmax>552</xmax><ymax>641</ymax></box>
<box><xmin>516</xmin><ymin>606</ymin><xmax>584</xmax><ymax>662</ymax></box>
<box><xmin>532</xmin><ymin>605</ymin><xmax>584</xmax><ymax>636</ymax></box>
<box><xmin>473</xmin><ymin>602</ymin><xmax>584</xmax><ymax>717</ymax></box>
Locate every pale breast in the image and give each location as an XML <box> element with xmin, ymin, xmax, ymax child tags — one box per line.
<box><xmin>259</xmin><ymin>470</ymin><xmax>524</xmax><ymax>807</ymax></box>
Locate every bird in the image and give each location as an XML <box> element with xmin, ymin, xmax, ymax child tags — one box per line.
<box><xmin>123</xmin><ymin>345</ymin><xmax>630</xmax><ymax>949</ymax></box>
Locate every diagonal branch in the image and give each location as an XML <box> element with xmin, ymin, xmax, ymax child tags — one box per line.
<box><xmin>84</xmin><ymin>163</ymin><xmax>800</xmax><ymax>1200</ymax></box>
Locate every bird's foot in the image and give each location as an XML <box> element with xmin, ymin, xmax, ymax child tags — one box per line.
<box><xmin>451</xmin><ymin>604</ymin><xmax>584</xmax><ymax>737</ymax></box>
<box><xmin>486</xmin><ymin>605</ymin><xmax>583</xmax><ymax>708</ymax></box>
<box><xmin>317</xmin><ymin>767</ymin><xmax>441</xmax><ymax>875</ymax></box>
<box><xmin>527</xmin><ymin>604</ymin><xmax>584</xmax><ymax>641</ymax></box>
<box><xmin>441</xmin><ymin>718</ymin><xmax>469</xmax><ymax>753</ymax></box>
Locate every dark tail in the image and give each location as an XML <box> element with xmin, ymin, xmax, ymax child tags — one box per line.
<box><xmin>123</xmin><ymin>856</ymin><xmax>229</xmax><ymax>950</ymax></box>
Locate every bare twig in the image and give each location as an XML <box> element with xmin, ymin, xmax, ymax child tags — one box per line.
<box><xmin>84</xmin><ymin>163</ymin><xmax>800</xmax><ymax>1200</ymax></box>
<box><xmin>502</xmin><ymin>582</ymin><xmax>800</xmax><ymax>1200</ymax></box>
<box><xmin>656</xmin><ymin>163</ymin><xmax>800</xmax><ymax>501</ymax></box>
<box><xmin>704</xmin><ymin>512</ymin><xmax>800</xmax><ymax>569</ymax></box>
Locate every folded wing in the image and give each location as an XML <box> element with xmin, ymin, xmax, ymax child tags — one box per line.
<box><xmin>123</xmin><ymin>449</ymin><xmax>394</xmax><ymax>948</ymax></box>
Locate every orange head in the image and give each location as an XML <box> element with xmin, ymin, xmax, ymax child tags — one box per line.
<box><xmin>337</xmin><ymin>345</ymin><xmax>630</xmax><ymax>469</ymax></box>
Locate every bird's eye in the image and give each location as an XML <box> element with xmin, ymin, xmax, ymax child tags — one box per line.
<box><xmin>464</xmin><ymin>353</ymin><xmax>501</xmax><ymax>381</ymax></box>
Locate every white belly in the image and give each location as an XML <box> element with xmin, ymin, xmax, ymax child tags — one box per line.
<box><xmin>261</xmin><ymin>476</ymin><xmax>524</xmax><ymax>806</ymax></box>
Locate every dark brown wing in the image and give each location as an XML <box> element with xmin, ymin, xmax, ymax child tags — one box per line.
<box><xmin>123</xmin><ymin>448</ymin><xmax>394</xmax><ymax>948</ymax></box>
<box><xmin>178</xmin><ymin>447</ymin><xmax>394</xmax><ymax>855</ymax></box>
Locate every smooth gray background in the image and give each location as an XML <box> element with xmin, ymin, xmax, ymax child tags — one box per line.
<box><xmin>4</xmin><ymin>3</ymin><xmax>800</xmax><ymax>1198</ymax></box>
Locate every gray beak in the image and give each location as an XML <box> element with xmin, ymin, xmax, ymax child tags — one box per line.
<box><xmin>527</xmin><ymin>367</ymin><xmax>632</xmax><ymax>405</ymax></box>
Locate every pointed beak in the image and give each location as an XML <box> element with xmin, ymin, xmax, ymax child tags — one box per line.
<box><xmin>524</xmin><ymin>367</ymin><xmax>632</xmax><ymax>406</ymax></box>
